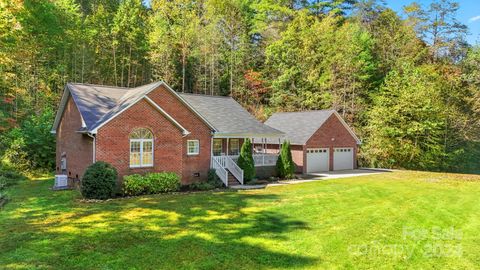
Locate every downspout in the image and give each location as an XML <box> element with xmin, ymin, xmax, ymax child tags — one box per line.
<box><xmin>87</xmin><ymin>133</ymin><xmax>96</xmax><ymax>163</ymax></box>
<box><xmin>210</xmin><ymin>132</ymin><xmax>214</xmax><ymax>168</ymax></box>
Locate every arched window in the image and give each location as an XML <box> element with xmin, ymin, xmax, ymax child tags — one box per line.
<box><xmin>130</xmin><ymin>128</ymin><xmax>153</xmax><ymax>168</ymax></box>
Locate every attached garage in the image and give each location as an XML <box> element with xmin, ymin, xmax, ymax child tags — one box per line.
<box><xmin>306</xmin><ymin>148</ymin><xmax>329</xmax><ymax>173</ymax></box>
<box><xmin>333</xmin><ymin>147</ymin><xmax>354</xmax><ymax>170</ymax></box>
<box><xmin>264</xmin><ymin>110</ymin><xmax>361</xmax><ymax>174</ymax></box>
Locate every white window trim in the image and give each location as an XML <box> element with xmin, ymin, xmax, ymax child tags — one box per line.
<box><xmin>130</xmin><ymin>138</ymin><xmax>154</xmax><ymax>168</ymax></box>
<box><xmin>187</xmin><ymin>140</ymin><xmax>200</xmax><ymax>156</ymax></box>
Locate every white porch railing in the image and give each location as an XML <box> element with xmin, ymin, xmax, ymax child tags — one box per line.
<box><xmin>212</xmin><ymin>156</ymin><xmax>244</xmax><ymax>185</ymax></box>
<box><xmin>212</xmin><ymin>157</ymin><xmax>229</xmax><ymax>187</ymax></box>
<box><xmin>253</xmin><ymin>154</ymin><xmax>278</xmax><ymax>167</ymax></box>
<box><xmin>228</xmin><ymin>154</ymin><xmax>278</xmax><ymax>167</ymax></box>
<box><xmin>226</xmin><ymin>156</ymin><xmax>244</xmax><ymax>185</ymax></box>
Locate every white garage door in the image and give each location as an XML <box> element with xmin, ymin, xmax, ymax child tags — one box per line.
<box><xmin>333</xmin><ymin>148</ymin><xmax>354</xmax><ymax>170</ymax></box>
<box><xmin>306</xmin><ymin>148</ymin><xmax>329</xmax><ymax>173</ymax></box>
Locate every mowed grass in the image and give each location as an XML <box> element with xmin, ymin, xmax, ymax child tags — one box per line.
<box><xmin>1</xmin><ymin>171</ymin><xmax>480</xmax><ymax>269</ymax></box>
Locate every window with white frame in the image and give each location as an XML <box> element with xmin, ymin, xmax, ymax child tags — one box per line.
<box><xmin>187</xmin><ymin>140</ymin><xmax>199</xmax><ymax>155</ymax></box>
<box><xmin>130</xmin><ymin>128</ymin><xmax>154</xmax><ymax>168</ymax></box>
<box><xmin>230</xmin><ymin>139</ymin><xmax>240</xmax><ymax>155</ymax></box>
<box><xmin>213</xmin><ymin>139</ymin><xmax>222</xmax><ymax>156</ymax></box>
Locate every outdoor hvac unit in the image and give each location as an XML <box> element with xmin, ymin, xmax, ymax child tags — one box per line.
<box><xmin>54</xmin><ymin>175</ymin><xmax>68</xmax><ymax>189</ymax></box>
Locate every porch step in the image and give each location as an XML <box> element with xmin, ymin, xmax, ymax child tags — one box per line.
<box><xmin>227</xmin><ymin>172</ymin><xmax>241</xmax><ymax>186</ymax></box>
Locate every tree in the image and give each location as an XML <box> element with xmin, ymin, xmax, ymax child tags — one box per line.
<box><xmin>265</xmin><ymin>12</ymin><xmax>376</xmax><ymax>125</ymax></box>
<box><xmin>363</xmin><ymin>62</ymin><xmax>447</xmax><ymax>170</ymax></box>
<box><xmin>368</xmin><ymin>8</ymin><xmax>427</xmax><ymax>76</ymax></box>
<box><xmin>237</xmin><ymin>138</ymin><xmax>255</xmax><ymax>181</ymax></box>
<box><xmin>404</xmin><ymin>0</ymin><xmax>467</xmax><ymax>62</ymax></box>
<box><xmin>149</xmin><ymin>0</ymin><xmax>200</xmax><ymax>92</ymax></box>
<box><xmin>276</xmin><ymin>141</ymin><xmax>295</xmax><ymax>178</ymax></box>
<box><xmin>112</xmin><ymin>0</ymin><xmax>149</xmax><ymax>87</ymax></box>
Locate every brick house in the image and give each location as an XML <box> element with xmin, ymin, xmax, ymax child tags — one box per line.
<box><xmin>263</xmin><ymin>111</ymin><xmax>361</xmax><ymax>174</ymax></box>
<box><xmin>52</xmin><ymin>81</ymin><xmax>284</xmax><ymax>187</ymax></box>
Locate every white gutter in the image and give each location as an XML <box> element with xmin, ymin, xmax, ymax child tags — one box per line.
<box><xmin>87</xmin><ymin>133</ymin><xmax>96</xmax><ymax>163</ymax></box>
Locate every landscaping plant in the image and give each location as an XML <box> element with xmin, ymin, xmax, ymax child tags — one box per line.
<box><xmin>276</xmin><ymin>141</ymin><xmax>295</xmax><ymax>179</ymax></box>
<box><xmin>81</xmin><ymin>161</ymin><xmax>118</xmax><ymax>200</ymax></box>
<box><xmin>123</xmin><ymin>172</ymin><xmax>180</xmax><ymax>196</ymax></box>
<box><xmin>237</xmin><ymin>138</ymin><xmax>255</xmax><ymax>181</ymax></box>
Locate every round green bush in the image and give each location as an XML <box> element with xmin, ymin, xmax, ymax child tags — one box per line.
<box><xmin>81</xmin><ymin>161</ymin><xmax>118</xmax><ymax>199</ymax></box>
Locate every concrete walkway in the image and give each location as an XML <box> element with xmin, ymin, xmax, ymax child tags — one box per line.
<box><xmin>230</xmin><ymin>168</ymin><xmax>390</xmax><ymax>190</ymax></box>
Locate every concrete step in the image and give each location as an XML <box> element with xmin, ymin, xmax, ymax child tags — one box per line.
<box><xmin>227</xmin><ymin>172</ymin><xmax>240</xmax><ymax>186</ymax></box>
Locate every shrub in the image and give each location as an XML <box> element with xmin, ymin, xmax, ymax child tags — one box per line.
<box><xmin>237</xmin><ymin>138</ymin><xmax>255</xmax><ymax>181</ymax></box>
<box><xmin>276</xmin><ymin>141</ymin><xmax>295</xmax><ymax>179</ymax></box>
<box><xmin>0</xmin><ymin>169</ymin><xmax>25</xmax><ymax>187</ymax></box>
<box><xmin>145</xmin><ymin>172</ymin><xmax>180</xmax><ymax>193</ymax></box>
<box><xmin>189</xmin><ymin>181</ymin><xmax>215</xmax><ymax>191</ymax></box>
<box><xmin>1</xmin><ymin>109</ymin><xmax>55</xmax><ymax>172</ymax></box>
<box><xmin>2</xmin><ymin>137</ymin><xmax>31</xmax><ymax>173</ymax></box>
<box><xmin>123</xmin><ymin>172</ymin><xmax>180</xmax><ymax>196</ymax></box>
<box><xmin>123</xmin><ymin>174</ymin><xmax>146</xmax><ymax>196</ymax></box>
<box><xmin>0</xmin><ymin>176</ymin><xmax>7</xmax><ymax>191</ymax></box>
<box><xmin>207</xmin><ymin>169</ymin><xmax>224</xmax><ymax>188</ymax></box>
<box><xmin>81</xmin><ymin>161</ymin><xmax>118</xmax><ymax>200</ymax></box>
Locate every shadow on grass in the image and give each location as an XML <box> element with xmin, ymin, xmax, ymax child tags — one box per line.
<box><xmin>0</xmin><ymin>179</ymin><xmax>317</xmax><ymax>269</ymax></box>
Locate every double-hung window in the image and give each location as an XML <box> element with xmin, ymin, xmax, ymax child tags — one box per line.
<box><xmin>230</xmin><ymin>139</ymin><xmax>240</xmax><ymax>156</ymax></box>
<box><xmin>187</xmin><ymin>140</ymin><xmax>200</xmax><ymax>155</ymax></box>
<box><xmin>213</xmin><ymin>139</ymin><xmax>222</xmax><ymax>156</ymax></box>
<box><xmin>130</xmin><ymin>128</ymin><xmax>154</xmax><ymax>168</ymax></box>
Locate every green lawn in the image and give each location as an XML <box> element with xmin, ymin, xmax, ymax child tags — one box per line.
<box><xmin>1</xmin><ymin>171</ymin><xmax>480</xmax><ymax>269</ymax></box>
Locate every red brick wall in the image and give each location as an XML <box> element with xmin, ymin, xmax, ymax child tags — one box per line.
<box><xmin>96</xmin><ymin>98</ymin><xmax>185</xmax><ymax>184</ymax></box>
<box><xmin>146</xmin><ymin>86</ymin><xmax>213</xmax><ymax>184</ymax></box>
<box><xmin>306</xmin><ymin>114</ymin><xmax>358</xmax><ymax>171</ymax></box>
<box><xmin>55</xmin><ymin>97</ymin><xmax>93</xmax><ymax>179</ymax></box>
<box><xmin>291</xmin><ymin>145</ymin><xmax>305</xmax><ymax>173</ymax></box>
<box><xmin>263</xmin><ymin>144</ymin><xmax>304</xmax><ymax>173</ymax></box>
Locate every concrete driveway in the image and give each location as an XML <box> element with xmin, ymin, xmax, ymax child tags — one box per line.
<box><xmin>303</xmin><ymin>168</ymin><xmax>391</xmax><ymax>180</ymax></box>
<box><xmin>231</xmin><ymin>168</ymin><xmax>390</xmax><ymax>190</ymax></box>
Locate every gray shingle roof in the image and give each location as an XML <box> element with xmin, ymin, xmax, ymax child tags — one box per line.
<box><xmin>264</xmin><ymin>110</ymin><xmax>336</xmax><ymax>145</ymax></box>
<box><xmin>56</xmin><ymin>82</ymin><xmax>283</xmax><ymax>137</ymax></box>
<box><xmin>178</xmin><ymin>93</ymin><xmax>284</xmax><ymax>137</ymax></box>
<box><xmin>67</xmin><ymin>82</ymin><xmax>161</xmax><ymax>131</ymax></box>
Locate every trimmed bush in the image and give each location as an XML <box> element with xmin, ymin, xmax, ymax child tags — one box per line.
<box><xmin>81</xmin><ymin>161</ymin><xmax>118</xmax><ymax>200</ymax></box>
<box><xmin>276</xmin><ymin>141</ymin><xmax>295</xmax><ymax>179</ymax></box>
<box><xmin>123</xmin><ymin>174</ymin><xmax>146</xmax><ymax>196</ymax></box>
<box><xmin>145</xmin><ymin>172</ymin><xmax>180</xmax><ymax>193</ymax></box>
<box><xmin>237</xmin><ymin>138</ymin><xmax>255</xmax><ymax>181</ymax></box>
<box><xmin>123</xmin><ymin>172</ymin><xmax>180</xmax><ymax>196</ymax></box>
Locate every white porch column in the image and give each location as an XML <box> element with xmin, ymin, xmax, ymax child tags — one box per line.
<box><xmin>226</xmin><ymin>138</ymin><xmax>229</xmax><ymax>156</ymax></box>
<box><xmin>210</xmin><ymin>137</ymin><xmax>214</xmax><ymax>168</ymax></box>
<box><xmin>262</xmin><ymin>138</ymin><xmax>266</xmax><ymax>165</ymax></box>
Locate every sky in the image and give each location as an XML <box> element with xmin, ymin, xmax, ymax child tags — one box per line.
<box><xmin>386</xmin><ymin>0</ymin><xmax>479</xmax><ymax>45</ymax></box>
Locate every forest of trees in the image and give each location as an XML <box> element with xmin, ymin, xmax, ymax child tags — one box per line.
<box><xmin>0</xmin><ymin>0</ymin><xmax>479</xmax><ymax>173</ymax></box>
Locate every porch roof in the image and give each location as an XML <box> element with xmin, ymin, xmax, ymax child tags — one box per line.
<box><xmin>178</xmin><ymin>93</ymin><xmax>284</xmax><ymax>138</ymax></box>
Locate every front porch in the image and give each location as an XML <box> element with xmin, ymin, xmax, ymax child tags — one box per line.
<box><xmin>210</xmin><ymin>137</ymin><xmax>281</xmax><ymax>187</ymax></box>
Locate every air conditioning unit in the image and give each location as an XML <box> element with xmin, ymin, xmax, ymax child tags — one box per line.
<box><xmin>54</xmin><ymin>175</ymin><xmax>68</xmax><ymax>190</ymax></box>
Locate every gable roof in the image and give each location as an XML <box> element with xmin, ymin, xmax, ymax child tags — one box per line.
<box><xmin>52</xmin><ymin>81</ymin><xmax>284</xmax><ymax>138</ymax></box>
<box><xmin>264</xmin><ymin>110</ymin><xmax>360</xmax><ymax>145</ymax></box>
<box><xmin>52</xmin><ymin>82</ymin><xmax>190</xmax><ymax>135</ymax></box>
<box><xmin>178</xmin><ymin>93</ymin><xmax>284</xmax><ymax>138</ymax></box>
